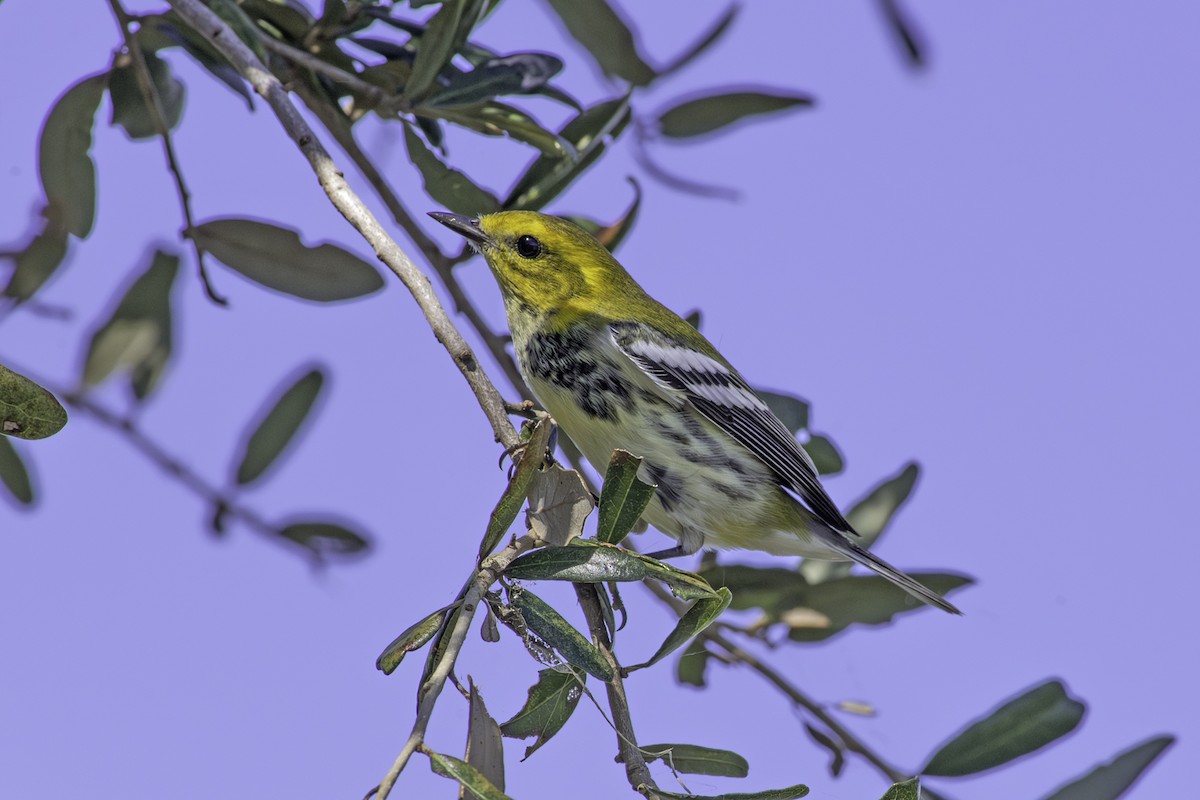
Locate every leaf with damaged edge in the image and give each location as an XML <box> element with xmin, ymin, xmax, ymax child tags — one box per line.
<box><xmin>427</xmin><ymin>750</ymin><xmax>512</xmax><ymax>800</ymax></box>
<box><xmin>509</xmin><ymin>587</ymin><xmax>613</xmax><ymax>681</ymax></box>
<box><xmin>500</xmin><ymin>667</ymin><xmax>586</xmax><ymax>759</ymax></box>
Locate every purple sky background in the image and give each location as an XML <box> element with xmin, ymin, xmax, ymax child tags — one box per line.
<box><xmin>2</xmin><ymin>2</ymin><xmax>1197</xmax><ymax>799</ymax></box>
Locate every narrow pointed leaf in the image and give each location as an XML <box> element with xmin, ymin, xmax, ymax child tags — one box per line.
<box><xmin>803</xmin><ymin>723</ymin><xmax>846</xmax><ymax>777</ymax></box>
<box><xmin>641</xmin><ymin>743</ymin><xmax>748</xmax><ymax>778</ymax></box>
<box><xmin>659</xmin><ymin>5</ymin><xmax>740</xmax><ymax>78</ymax></box>
<box><xmin>675</xmin><ymin>639</ymin><xmax>711</xmax><ymax>688</ymax></box>
<box><xmin>428</xmin><ymin>750</ymin><xmax>513</xmax><ymax>800</ymax></box>
<box><xmin>636</xmin><ymin>554</ymin><xmax>719</xmax><ymax>600</ymax></box>
<box><xmin>1041</xmin><ymin>735</ymin><xmax>1174</xmax><ymax>800</ymax></box>
<box><xmin>0</xmin><ymin>364</ymin><xmax>68</xmax><ymax>440</ymax></box>
<box><xmin>82</xmin><ymin>249</ymin><xmax>180</xmax><ymax>399</ymax></box>
<box><xmin>525</xmin><ymin>463</ymin><xmax>594</xmax><ymax>546</ymax></box>
<box><xmin>234</xmin><ymin>368</ymin><xmax>325</xmax><ymax>485</ymax></box>
<box><xmin>630</xmin><ymin>587</ymin><xmax>731</xmax><ymax>671</ymax></box>
<box><xmin>479</xmin><ymin>416</ymin><xmax>552</xmax><ymax>560</ymax></box>
<box><xmin>404</xmin><ymin>125</ymin><xmax>499</xmax><ymax>215</ymax></box>
<box><xmin>505</xmin><ymin>542</ymin><xmax>647</xmax><ymax>583</ymax></box>
<box><xmin>0</xmin><ymin>437</ymin><xmax>34</xmax><ymax>505</ymax></box>
<box><xmin>879</xmin><ymin>0</ymin><xmax>926</xmax><ymax>67</ymax></box>
<box><xmin>109</xmin><ymin>50</ymin><xmax>186</xmax><ymax>140</ymax></box>
<box><xmin>500</xmin><ymin>667</ymin><xmax>585</xmax><ymax>759</ymax></box>
<box><xmin>653</xmin><ymin>783</ymin><xmax>809</xmax><ymax>800</ymax></box>
<box><xmin>420</xmin><ymin>601</ymin><xmax>466</xmax><ymax>699</ymax></box>
<box><xmin>879</xmin><ymin>778</ymin><xmax>921</xmax><ymax>800</ymax></box>
<box><xmin>278</xmin><ymin>520</ymin><xmax>369</xmax><ymax>558</ymax></box>
<box><xmin>192</xmin><ymin>218</ymin><xmax>384</xmax><ymax>302</ymax></box>
<box><xmin>2</xmin><ymin>216</ymin><xmax>69</xmax><ymax>301</ymax></box>
<box><xmin>427</xmin><ymin>101</ymin><xmax>573</xmax><ymax>159</ymax></box>
<box><xmin>238</xmin><ymin>0</ymin><xmax>313</xmax><ymax>39</ymax></box>
<box><xmin>405</xmin><ymin>0</ymin><xmax>476</xmax><ymax>101</ymax></box>
<box><xmin>923</xmin><ymin>679</ymin><xmax>1086</xmax><ymax>777</ymax></box>
<box><xmin>509</xmin><ymin>587</ymin><xmax>613</xmax><ymax>681</ymax></box>
<box><xmin>801</xmin><ymin>462</ymin><xmax>918</xmax><ymax>584</ymax></box>
<box><xmin>802</xmin><ymin>433</ymin><xmax>843</xmax><ymax>475</ymax></box>
<box><xmin>597</xmin><ymin>449</ymin><xmax>655</xmax><ymax>544</ymax></box>
<box><xmin>39</xmin><ymin>73</ymin><xmax>105</xmax><ymax>238</ymax></box>
<box><xmin>464</xmin><ymin>681</ymin><xmax>506</xmax><ymax>792</ymax></box>
<box><xmin>593</xmin><ymin>177</ymin><xmax>642</xmax><ymax>252</ymax></box>
<box><xmin>431</xmin><ymin>52</ymin><xmax>563</xmax><ymax>107</ymax></box>
<box><xmin>658</xmin><ymin>90</ymin><xmax>813</xmax><ymax>139</ymax></box>
<box><xmin>540</xmin><ymin>0</ymin><xmax>656</xmax><ymax>85</ymax></box>
<box><xmin>756</xmin><ymin>389</ymin><xmax>809</xmax><ymax>435</ymax></box>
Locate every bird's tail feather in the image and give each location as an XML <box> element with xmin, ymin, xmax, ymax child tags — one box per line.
<box><xmin>839</xmin><ymin>540</ymin><xmax>962</xmax><ymax>615</ymax></box>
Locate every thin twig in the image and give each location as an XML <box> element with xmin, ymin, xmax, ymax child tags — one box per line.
<box><xmin>258</xmin><ymin>33</ymin><xmax>405</xmax><ymax>114</ymax></box>
<box><xmin>106</xmin><ymin>0</ymin><xmax>227</xmax><ymax>305</ymax></box>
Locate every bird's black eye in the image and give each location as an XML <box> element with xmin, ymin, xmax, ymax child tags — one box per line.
<box><xmin>516</xmin><ymin>235</ymin><xmax>543</xmax><ymax>259</ymax></box>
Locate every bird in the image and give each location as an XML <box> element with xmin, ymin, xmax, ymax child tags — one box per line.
<box><xmin>430</xmin><ymin>210</ymin><xmax>960</xmax><ymax>614</ymax></box>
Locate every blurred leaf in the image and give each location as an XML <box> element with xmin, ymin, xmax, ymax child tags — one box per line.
<box><xmin>878</xmin><ymin>0</ymin><xmax>926</xmax><ymax>67</ymax></box>
<box><xmin>684</xmin><ymin>310</ymin><xmax>702</xmax><ymax>329</ymax></box>
<box><xmin>431</xmin><ymin>52</ymin><xmax>563</xmax><ymax>107</ymax></box>
<box><xmin>405</xmin><ymin>0</ymin><xmax>486</xmax><ymax>101</ymax></box>
<box><xmin>525</xmin><ymin>463</ymin><xmax>593</xmax><ymax>546</ymax></box>
<box><xmin>139</xmin><ymin>14</ymin><xmax>254</xmax><ymax>108</ymax></box>
<box><xmin>756</xmin><ymin>389</ymin><xmax>809</xmax><ymax>435</ymax></box>
<box><xmin>505</xmin><ymin>95</ymin><xmax>631</xmax><ymax>210</ymax></box>
<box><xmin>879</xmin><ymin>778</ymin><xmax>920</xmax><ymax>800</ymax></box>
<box><xmin>675</xmin><ymin>639</ymin><xmax>711</xmax><ymax>688</ymax></box>
<box><xmin>82</xmin><ymin>249</ymin><xmax>180</xmax><ymax>400</ymax></box>
<box><xmin>420</xmin><ymin>602</ymin><xmax>466</xmax><ymax>702</ymax></box>
<box><xmin>509</xmin><ymin>587</ymin><xmax>613</xmax><ymax>681</ymax></box>
<box><xmin>278</xmin><ymin>520</ymin><xmax>369</xmax><ymax>558</ymax></box>
<box><xmin>427</xmin><ymin>101</ymin><xmax>574</xmax><ymax>159</ymax></box>
<box><xmin>478</xmin><ymin>416</ymin><xmax>552</xmax><ymax>560</ymax></box>
<box><xmin>109</xmin><ymin>50</ymin><xmax>186</xmax><ymax>140</ymax></box>
<box><xmin>464</xmin><ymin>681</ymin><xmax>506</xmax><ymax>794</ymax></box>
<box><xmin>192</xmin><ymin>217</ymin><xmax>384</xmax><ymax>302</ymax></box>
<box><xmin>654</xmin><ymin>783</ymin><xmax>809</xmax><ymax>800</ymax></box>
<box><xmin>206</xmin><ymin>0</ymin><xmax>270</xmax><ymax>63</ymax></box>
<box><xmin>802</xmin><ymin>433</ymin><xmax>843</xmax><ymax>475</ymax></box>
<box><xmin>657</xmin><ymin>90</ymin><xmax>813</xmax><ymax>139</ymax></box>
<box><xmin>2</xmin><ymin>214</ymin><xmax>70</xmax><ymax>302</ymax></box>
<box><xmin>540</xmin><ymin>0</ymin><xmax>656</xmax><ymax>85</ymax></box>
<box><xmin>801</xmin><ymin>462</ymin><xmax>918</xmax><ymax>584</ymax></box>
<box><xmin>1041</xmin><ymin>735</ymin><xmax>1174</xmax><ymax>800</ymax></box>
<box><xmin>592</xmin><ymin>177</ymin><xmax>642</xmax><ymax>252</ymax></box>
<box><xmin>803</xmin><ymin>723</ymin><xmax>845</xmax><ymax>777</ymax></box>
<box><xmin>0</xmin><ymin>437</ymin><xmax>34</xmax><ymax>505</ymax></box>
<box><xmin>596</xmin><ymin>449</ymin><xmax>655</xmax><ymax>544</ymax></box>
<box><xmin>505</xmin><ymin>542</ymin><xmax>647</xmax><ymax>583</ymax></box>
<box><xmin>403</xmin><ymin>125</ymin><xmax>499</xmax><ymax>214</ymax></box>
<box><xmin>629</xmin><ymin>587</ymin><xmax>731</xmax><ymax>671</ymax></box>
<box><xmin>233</xmin><ymin>367</ymin><xmax>325</xmax><ymax>485</ymax></box>
<box><xmin>923</xmin><ymin>679</ymin><xmax>1086</xmax><ymax>777</ymax></box>
<box><xmin>38</xmin><ymin>73</ymin><xmax>105</xmax><ymax>238</ymax></box>
<box><xmin>0</xmin><ymin>364</ymin><xmax>68</xmax><ymax>440</ymax></box>
<box><xmin>641</xmin><ymin>743</ymin><xmax>748</xmax><ymax>778</ymax></box>
<box><xmin>500</xmin><ymin>667</ymin><xmax>585</xmax><ymax>759</ymax></box>
<box><xmin>428</xmin><ymin>750</ymin><xmax>512</xmax><ymax>800</ymax></box>
<box><xmin>238</xmin><ymin>0</ymin><xmax>313</xmax><ymax>39</ymax></box>
<box><xmin>659</xmin><ymin>5</ymin><xmax>739</xmax><ymax>78</ymax></box>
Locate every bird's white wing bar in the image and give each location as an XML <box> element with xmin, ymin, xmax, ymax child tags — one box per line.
<box><xmin>610</xmin><ymin>322</ymin><xmax>855</xmax><ymax>535</ymax></box>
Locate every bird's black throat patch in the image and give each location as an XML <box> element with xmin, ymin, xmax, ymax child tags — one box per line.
<box><xmin>523</xmin><ymin>329</ymin><xmax>632</xmax><ymax>420</ymax></box>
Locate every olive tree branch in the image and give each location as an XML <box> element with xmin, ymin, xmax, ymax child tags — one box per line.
<box><xmin>106</xmin><ymin>0</ymin><xmax>227</xmax><ymax>305</ymax></box>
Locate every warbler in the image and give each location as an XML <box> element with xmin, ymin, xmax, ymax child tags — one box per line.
<box><xmin>431</xmin><ymin>210</ymin><xmax>960</xmax><ymax>614</ymax></box>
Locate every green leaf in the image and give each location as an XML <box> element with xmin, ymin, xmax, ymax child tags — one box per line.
<box><xmin>505</xmin><ymin>542</ymin><xmax>647</xmax><ymax>583</ymax></box>
<box><xmin>801</xmin><ymin>462</ymin><xmax>918</xmax><ymax>584</ymax></box>
<box><xmin>636</xmin><ymin>554</ymin><xmax>719</xmax><ymax>601</ymax></box>
<box><xmin>1041</xmin><ymin>735</ymin><xmax>1174</xmax><ymax>800</ymax></box>
<box><xmin>278</xmin><ymin>520</ymin><xmax>369</xmax><ymax>558</ymax></box>
<box><xmin>922</xmin><ymin>679</ymin><xmax>1086</xmax><ymax>777</ymax></box>
<box><xmin>505</xmin><ymin>95</ymin><xmax>631</xmax><ymax>210</ymax></box>
<box><xmin>377</xmin><ymin>604</ymin><xmax>458</xmax><ymax>675</ymax></box>
<box><xmin>238</xmin><ymin>0</ymin><xmax>313</xmax><ymax>39</ymax></box>
<box><xmin>109</xmin><ymin>50</ymin><xmax>186</xmax><ymax>140</ymax></box>
<box><xmin>629</xmin><ymin>587</ymin><xmax>731</xmax><ymax>671</ymax></box>
<box><xmin>509</xmin><ymin>587</ymin><xmax>613</xmax><ymax>682</ymax></box>
<box><xmin>82</xmin><ymin>249</ymin><xmax>180</xmax><ymax>400</ymax></box>
<box><xmin>675</xmin><ymin>639</ymin><xmax>711</xmax><ymax>688</ymax></box>
<box><xmin>540</xmin><ymin>0</ymin><xmax>656</xmax><ymax>86</ymax></box>
<box><xmin>479</xmin><ymin>416</ymin><xmax>553</xmax><ymax>560</ymax></box>
<box><xmin>803</xmin><ymin>723</ymin><xmax>845</xmax><ymax>777</ymax></box>
<box><xmin>0</xmin><ymin>437</ymin><xmax>34</xmax><ymax>505</ymax></box>
<box><xmin>425</xmin><ymin>101</ymin><xmax>574</xmax><ymax>159</ymax></box>
<box><xmin>38</xmin><ymin>73</ymin><xmax>105</xmax><ymax>238</ymax></box>
<box><xmin>657</xmin><ymin>90</ymin><xmax>814</xmax><ymax>139</ymax></box>
<box><xmin>659</xmin><ymin>5</ymin><xmax>739</xmax><ymax>78</ymax></box>
<box><xmin>420</xmin><ymin>601</ymin><xmax>466</xmax><ymax>700</ymax></box>
<box><xmin>405</xmin><ymin>0</ymin><xmax>482</xmax><ymax>101</ymax></box>
<box><xmin>684</xmin><ymin>310</ymin><xmax>703</xmax><ymax>329</ymax></box>
<box><xmin>465</xmin><ymin>682</ymin><xmax>506</xmax><ymax>791</ymax></box>
<box><xmin>596</xmin><ymin>449</ymin><xmax>655</xmax><ymax>544</ymax></box>
<box><xmin>879</xmin><ymin>778</ymin><xmax>920</xmax><ymax>800</ymax></box>
<box><xmin>756</xmin><ymin>389</ymin><xmax>809</xmax><ymax>435</ymax></box>
<box><xmin>641</xmin><ymin>743</ymin><xmax>749</xmax><ymax>778</ymax></box>
<box><xmin>233</xmin><ymin>367</ymin><xmax>325</xmax><ymax>485</ymax></box>
<box><xmin>879</xmin><ymin>0</ymin><xmax>927</xmax><ymax>68</ymax></box>
<box><xmin>802</xmin><ymin>433</ymin><xmax>843</xmax><ymax>475</ymax></box>
<box><xmin>525</xmin><ymin>463</ymin><xmax>594</xmax><ymax>546</ymax></box>
<box><xmin>403</xmin><ymin>125</ymin><xmax>499</xmax><ymax>214</ymax></box>
<box><xmin>206</xmin><ymin>0</ymin><xmax>270</xmax><ymax>64</ymax></box>
<box><xmin>192</xmin><ymin>217</ymin><xmax>384</xmax><ymax>302</ymax></box>
<box><xmin>427</xmin><ymin>750</ymin><xmax>513</xmax><ymax>800</ymax></box>
<box><xmin>2</xmin><ymin>215</ymin><xmax>70</xmax><ymax>302</ymax></box>
<box><xmin>430</xmin><ymin>52</ymin><xmax>563</xmax><ymax>107</ymax></box>
<box><xmin>500</xmin><ymin>667</ymin><xmax>586</xmax><ymax>759</ymax></box>
<box><xmin>0</xmin><ymin>364</ymin><xmax>68</xmax><ymax>440</ymax></box>
<box><xmin>653</xmin><ymin>783</ymin><xmax>809</xmax><ymax>800</ymax></box>
<box><xmin>139</xmin><ymin>14</ymin><xmax>254</xmax><ymax>108</ymax></box>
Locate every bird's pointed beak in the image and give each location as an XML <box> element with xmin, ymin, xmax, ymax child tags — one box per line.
<box><xmin>428</xmin><ymin>212</ymin><xmax>491</xmax><ymax>246</ymax></box>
